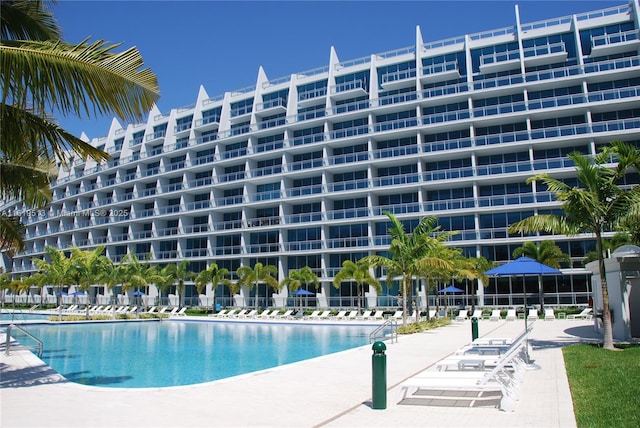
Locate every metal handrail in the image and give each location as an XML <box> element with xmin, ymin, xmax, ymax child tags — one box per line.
<box><xmin>5</xmin><ymin>324</ymin><xmax>43</xmax><ymax>358</ymax></box>
<box><xmin>369</xmin><ymin>319</ymin><xmax>398</xmax><ymax>344</ymax></box>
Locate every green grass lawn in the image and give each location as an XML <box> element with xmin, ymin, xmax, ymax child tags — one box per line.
<box><xmin>563</xmin><ymin>344</ymin><xmax>640</xmax><ymax>428</ymax></box>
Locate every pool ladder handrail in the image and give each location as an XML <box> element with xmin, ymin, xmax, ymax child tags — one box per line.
<box><xmin>4</xmin><ymin>323</ymin><xmax>43</xmax><ymax>358</ymax></box>
<box><xmin>369</xmin><ymin>318</ymin><xmax>398</xmax><ymax>344</ymax></box>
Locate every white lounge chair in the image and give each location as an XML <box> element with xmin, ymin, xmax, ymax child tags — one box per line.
<box><xmin>242</xmin><ymin>309</ymin><xmax>258</xmax><ymax>318</ymax></box>
<box><xmin>256</xmin><ymin>309</ymin><xmax>272</xmax><ymax>318</ymax></box>
<box><xmin>345</xmin><ymin>310</ymin><xmax>359</xmax><ymax>321</ymax></box>
<box><xmin>544</xmin><ymin>309</ymin><xmax>555</xmax><ymax>321</ymax></box>
<box><xmin>371</xmin><ymin>310</ymin><xmax>385</xmax><ymax>320</ymax></box>
<box><xmin>455</xmin><ymin>310</ymin><xmax>469</xmax><ymax>321</ymax></box>
<box><xmin>567</xmin><ymin>308</ymin><xmax>592</xmax><ymax>320</ymax></box>
<box><xmin>527</xmin><ymin>309</ymin><xmax>539</xmax><ymax>321</ymax></box>
<box><xmin>390</xmin><ymin>310</ymin><xmax>404</xmax><ymax>320</ymax></box>
<box><xmin>231</xmin><ymin>309</ymin><xmax>248</xmax><ymax>318</ymax></box>
<box><xmin>314</xmin><ymin>310</ymin><xmax>332</xmax><ymax>320</ymax></box>
<box><xmin>174</xmin><ymin>307</ymin><xmax>187</xmax><ymax>317</ymax></box>
<box><xmin>305</xmin><ymin>310</ymin><xmax>321</xmax><ymax>320</ymax></box>
<box><xmin>146</xmin><ymin>306</ymin><xmax>157</xmax><ymax>314</ymax></box>
<box><xmin>470</xmin><ymin>309</ymin><xmax>483</xmax><ymax>319</ymax></box>
<box><xmin>505</xmin><ymin>309</ymin><xmax>517</xmax><ymax>321</ymax></box>
<box><xmin>276</xmin><ymin>309</ymin><xmax>294</xmax><ymax>319</ymax></box>
<box><xmin>209</xmin><ymin>309</ymin><xmax>228</xmax><ymax>317</ymax></box>
<box><xmin>332</xmin><ymin>310</ymin><xmax>348</xmax><ymax>320</ymax></box>
<box><xmin>400</xmin><ymin>342</ymin><xmax>526</xmax><ymax>411</ymax></box>
<box><xmin>489</xmin><ymin>309</ymin><xmax>502</xmax><ymax>321</ymax></box>
<box><xmin>360</xmin><ymin>310</ymin><xmax>372</xmax><ymax>320</ymax></box>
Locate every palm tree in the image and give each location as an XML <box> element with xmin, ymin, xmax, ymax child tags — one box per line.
<box><xmin>94</xmin><ymin>256</ymin><xmax>123</xmax><ymax>319</ymax></box>
<box><xmin>147</xmin><ymin>264</ymin><xmax>175</xmax><ymax>308</ymax></box>
<box><xmin>164</xmin><ymin>260</ymin><xmax>195</xmax><ymax>308</ymax></box>
<box><xmin>194</xmin><ymin>263</ymin><xmax>231</xmax><ymax>310</ymax></box>
<box><xmin>333</xmin><ymin>260</ymin><xmax>381</xmax><ymax>315</ymax></box>
<box><xmin>32</xmin><ymin>245</ymin><xmax>74</xmax><ymax>320</ymax></box>
<box><xmin>1</xmin><ymin>1</ymin><xmax>160</xmax><ymax>251</ymax></box>
<box><xmin>512</xmin><ymin>241</ymin><xmax>570</xmax><ymax>314</ymax></box>
<box><xmin>509</xmin><ymin>141</ymin><xmax>640</xmax><ymax>350</ymax></box>
<box><xmin>236</xmin><ymin>263</ymin><xmax>279</xmax><ymax>311</ymax></box>
<box><xmin>281</xmin><ymin>266</ymin><xmax>319</xmax><ymax>295</ymax></box>
<box><xmin>70</xmin><ymin>246</ymin><xmax>108</xmax><ymax>318</ymax></box>
<box><xmin>119</xmin><ymin>253</ymin><xmax>154</xmax><ymax>312</ymax></box>
<box><xmin>0</xmin><ymin>270</ymin><xmax>10</xmax><ymax>309</ymax></box>
<box><xmin>460</xmin><ymin>256</ymin><xmax>495</xmax><ymax>314</ymax></box>
<box><xmin>363</xmin><ymin>212</ymin><xmax>453</xmax><ymax>324</ymax></box>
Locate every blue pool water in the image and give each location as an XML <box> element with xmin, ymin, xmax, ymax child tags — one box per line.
<box><xmin>0</xmin><ymin>311</ymin><xmax>52</xmax><ymax>322</ymax></box>
<box><xmin>18</xmin><ymin>320</ymin><xmax>377</xmax><ymax>388</ymax></box>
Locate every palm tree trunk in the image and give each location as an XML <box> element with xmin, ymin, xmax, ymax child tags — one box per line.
<box><xmin>596</xmin><ymin>234</ymin><xmax>615</xmax><ymax>350</ymax></box>
<box><xmin>401</xmin><ymin>277</ymin><xmax>409</xmax><ymax>324</ymax></box>
<box><xmin>537</xmin><ymin>274</ymin><xmax>544</xmax><ymax>314</ymax></box>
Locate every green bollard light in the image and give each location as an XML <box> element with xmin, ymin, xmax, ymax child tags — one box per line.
<box><xmin>471</xmin><ymin>316</ymin><xmax>479</xmax><ymax>341</ymax></box>
<box><xmin>371</xmin><ymin>341</ymin><xmax>387</xmax><ymax>410</ymax></box>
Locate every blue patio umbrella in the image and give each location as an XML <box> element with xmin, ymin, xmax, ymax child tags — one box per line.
<box><xmin>132</xmin><ymin>291</ymin><xmax>145</xmax><ymax>296</ymax></box>
<box><xmin>292</xmin><ymin>289</ymin><xmax>314</xmax><ymax>309</ymax></box>
<box><xmin>292</xmin><ymin>289</ymin><xmax>314</xmax><ymax>296</ymax></box>
<box><xmin>71</xmin><ymin>291</ymin><xmax>85</xmax><ymax>296</ymax></box>
<box><xmin>55</xmin><ymin>291</ymin><xmax>68</xmax><ymax>296</ymax></box>
<box><xmin>438</xmin><ymin>285</ymin><xmax>464</xmax><ymax>294</ymax></box>
<box><xmin>484</xmin><ymin>257</ymin><xmax>562</xmax><ymax>366</ymax></box>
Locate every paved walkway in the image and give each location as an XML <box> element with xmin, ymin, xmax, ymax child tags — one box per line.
<box><xmin>0</xmin><ymin>318</ymin><xmax>600</xmax><ymax>428</ymax></box>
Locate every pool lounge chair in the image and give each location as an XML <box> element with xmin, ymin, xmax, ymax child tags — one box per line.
<box><xmin>256</xmin><ymin>309</ymin><xmax>272</xmax><ymax>318</ymax></box>
<box><xmin>360</xmin><ymin>310</ymin><xmax>372</xmax><ymax>320</ymax></box>
<box><xmin>400</xmin><ymin>341</ymin><xmax>525</xmax><ymax>411</ymax></box>
<box><xmin>344</xmin><ymin>310</ymin><xmax>359</xmax><ymax>321</ymax></box>
<box><xmin>544</xmin><ymin>309</ymin><xmax>556</xmax><ymax>321</ymax></box>
<box><xmin>276</xmin><ymin>309</ymin><xmax>294</xmax><ymax>319</ymax></box>
<box><xmin>489</xmin><ymin>310</ymin><xmax>502</xmax><ymax>321</ymax></box>
<box><xmin>505</xmin><ymin>309</ymin><xmax>517</xmax><ymax>321</ymax></box>
<box><xmin>390</xmin><ymin>310</ymin><xmax>404</xmax><ymax>320</ymax></box>
<box><xmin>146</xmin><ymin>306</ymin><xmax>157</xmax><ymax>314</ymax></box>
<box><xmin>470</xmin><ymin>309</ymin><xmax>483</xmax><ymax>319</ymax></box>
<box><xmin>455</xmin><ymin>310</ymin><xmax>469</xmax><ymax>321</ymax></box>
<box><xmin>311</xmin><ymin>310</ymin><xmax>331</xmax><ymax>320</ymax></box>
<box><xmin>305</xmin><ymin>310</ymin><xmax>321</xmax><ymax>320</ymax></box>
<box><xmin>428</xmin><ymin>309</ymin><xmax>437</xmax><ymax>319</ymax></box>
<box><xmin>567</xmin><ymin>308</ymin><xmax>592</xmax><ymax>320</ymax></box>
<box><xmin>242</xmin><ymin>309</ymin><xmax>258</xmax><ymax>318</ymax></box>
<box><xmin>173</xmin><ymin>307</ymin><xmax>187</xmax><ymax>317</ymax></box>
<box><xmin>332</xmin><ymin>310</ymin><xmax>348</xmax><ymax>320</ymax></box>
<box><xmin>527</xmin><ymin>309</ymin><xmax>539</xmax><ymax>321</ymax></box>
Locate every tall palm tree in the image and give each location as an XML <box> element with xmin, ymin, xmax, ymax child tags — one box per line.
<box><xmin>119</xmin><ymin>253</ymin><xmax>154</xmax><ymax>311</ymax></box>
<box><xmin>363</xmin><ymin>212</ymin><xmax>453</xmax><ymax>324</ymax></box>
<box><xmin>509</xmin><ymin>141</ymin><xmax>640</xmax><ymax>350</ymax></box>
<box><xmin>0</xmin><ymin>0</ymin><xmax>160</xmax><ymax>251</ymax></box>
<box><xmin>512</xmin><ymin>241</ymin><xmax>570</xmax><ymax>313</ymax></box>
<box><xmin>281</xmin><ymin>266</ymin><xmax>319</xmax><ymax>294</ymax></box>
<box><xmin>164</xmin><ymin>260</ymin><xmax>195</xmax><ymax>308</ymax></box>
<box><xmin>147</xmin><ymin>264</ymin><xmax>175</xmax><ymax>308</ymax></box>
<box><xmin>70</xmin><ymin>246</ymin><xmax>109</xmax><ymax>318</ymax></box>
<box><xmin>333</xmin><ymin>260</ymin><xmax>381</xmax><ymax>315</ymax></box>
<box><xmin>194</xmin><ymin>263</ymin><xmax>231</xmax><ymax>310</ymax></box>
<box><xmin>32</xmin><ymin>245</ymin><xmax>74</xmax><ymax>320</ymax></box>
<box><xmin>236</xmin><ymin>263</ymin><xmax>279</xmax><ymax>311</ymax></box>
<box><xmin>460</xmin><ymin>256</ymin><xmax>495</xmax><ymax>313</ymax></box>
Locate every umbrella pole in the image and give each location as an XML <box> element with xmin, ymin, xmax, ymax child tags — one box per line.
<box><xmin>523</xmin><ymin>275</ymin><xmax>541</xmax><ymax>370</ymax></box>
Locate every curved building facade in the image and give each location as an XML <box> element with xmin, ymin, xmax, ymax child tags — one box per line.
<box><xmin>4</xmin><ymin>2</ymin><xmax>640</xmax><ymax>308</ymax></box>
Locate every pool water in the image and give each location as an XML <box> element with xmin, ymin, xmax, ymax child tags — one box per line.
<box><xmin>19</xmin><ymin>320</ymin><xmax>377</xmax><ymax>388</ymax></box>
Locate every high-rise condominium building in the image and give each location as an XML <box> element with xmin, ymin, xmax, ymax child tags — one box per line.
<box><xmin>4</xmin><ymin>2</ymin><xmax>640</xmax><ymax>309</ymax></box>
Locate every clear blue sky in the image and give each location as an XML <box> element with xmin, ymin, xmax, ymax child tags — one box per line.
<box><xmin>53</xmin><ymin>0</ymin><xmax>622</xmax><ymax>139</ymax></box>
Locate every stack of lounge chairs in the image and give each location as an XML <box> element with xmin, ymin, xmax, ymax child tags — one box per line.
<box><xmin>399</xmin><ymin>325</ymin><xmax>534</xmax><ymax>411</ymax></box>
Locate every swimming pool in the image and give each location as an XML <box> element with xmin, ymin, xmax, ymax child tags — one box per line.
<box><xmin>19</xmin><ymin>320</ymin><xmax>378</xmax><ymax>388</ymax></box>
<box><xmin>0</xmin><ymin>311</ymin><xmax>52</xmax><ymax>323</ymax></box>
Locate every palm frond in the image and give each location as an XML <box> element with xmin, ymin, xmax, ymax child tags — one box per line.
<box><xmin>2</xmin><ymin>39</ymin><xmax>160</xmax><ymax>122</ymax></box>
<box><xmin>0</xmin><ymin>1</ymin><xmax>60</xmax><ymax>41</ymax></box>
<box><xmin>1</xmin><ymin>103</ymin><xmax>108</xmax><ymax>163</ymax></box>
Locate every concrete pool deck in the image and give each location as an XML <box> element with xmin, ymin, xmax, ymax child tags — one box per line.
<box><xmin>1</xmin><ymin>317</ymin><xmax>600</xmax><ymax>428</ymax></box>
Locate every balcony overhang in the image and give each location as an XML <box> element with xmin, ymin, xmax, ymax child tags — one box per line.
<box><xmin>479</xmin><ymin>59</ymin><xmax>520</xmax><ymax>74</ymax></box>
